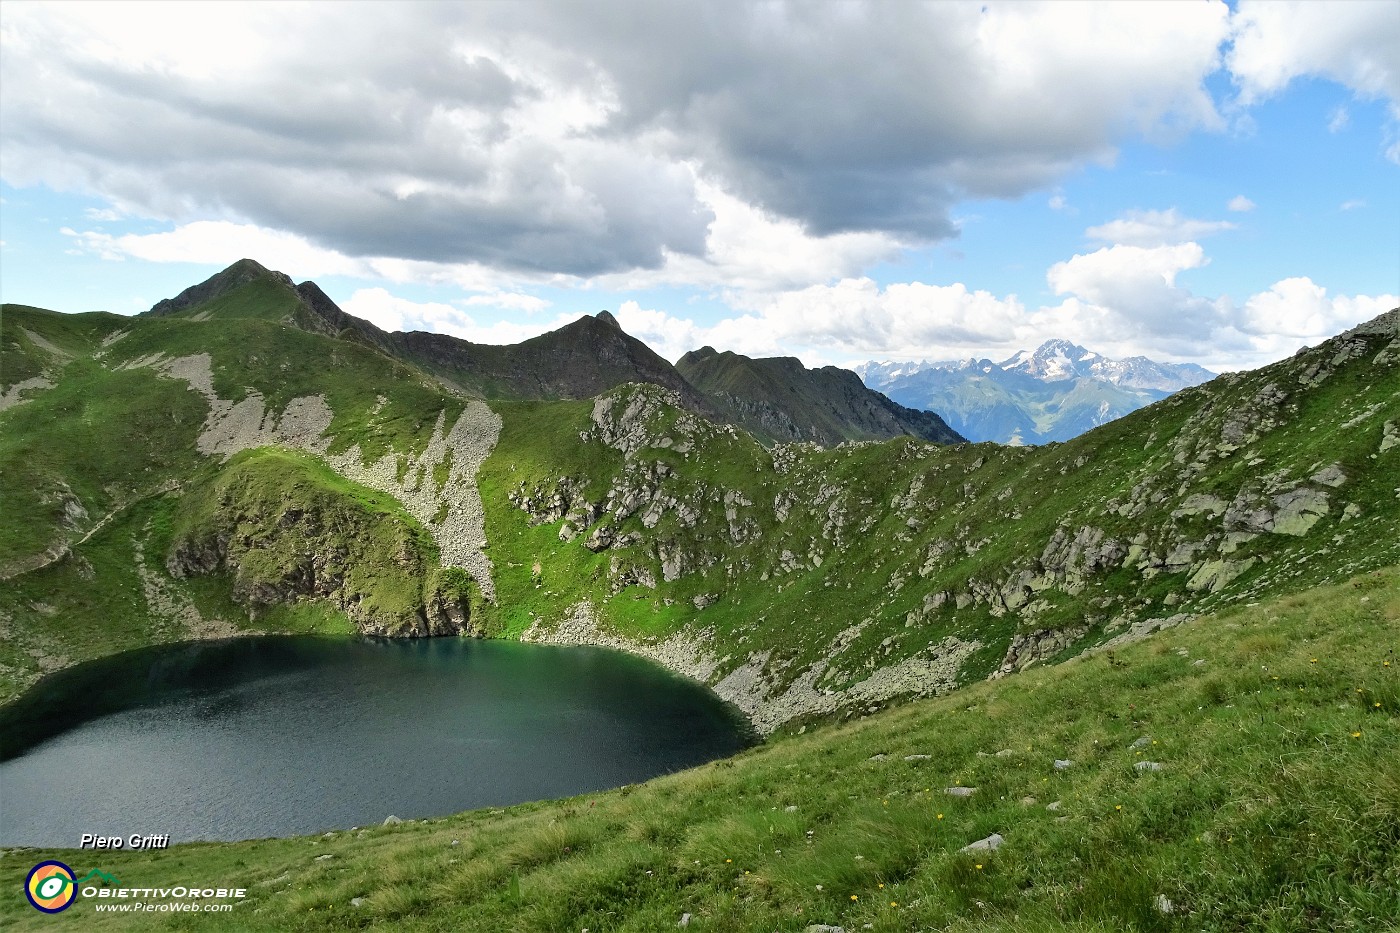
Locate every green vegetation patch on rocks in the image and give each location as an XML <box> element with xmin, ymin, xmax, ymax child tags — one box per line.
<box><xmin>169</xmin><ymin>448</ymin><xmax>476</xmax><ymax>637</ymax></box>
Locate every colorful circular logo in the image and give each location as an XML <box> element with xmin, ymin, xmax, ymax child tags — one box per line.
<box><xmin>25</xmin><ymin>860</ymin><xmax>77</xmax><ymax>913</ymax></box>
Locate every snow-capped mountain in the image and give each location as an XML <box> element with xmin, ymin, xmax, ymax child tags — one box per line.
<box><xmin>996</xmin><ymin>339</ymin><xmax>1213</xmax><ymax>392</ymax></box>
<box><xmin>853</xmin><ymin>341</ymin><xmax>1214</xmax><ymax>444</ymax></box>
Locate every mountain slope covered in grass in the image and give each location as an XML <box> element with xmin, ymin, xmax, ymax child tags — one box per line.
<box><xmin>1</xmin><ymin>261</ymin><xmax>1397</xmax><ymax>930</ymax></box>
<box><xmin>1</xmin><ymin>264</ymin><xmax>1397</xmax><ymax>735</ymax></box>
<box><xmin>2</xmin><ymin>568</ymin><xmax>1394</xmax><ymax>931</ymax></box>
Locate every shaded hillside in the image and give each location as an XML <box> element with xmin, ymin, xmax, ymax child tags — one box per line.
<box><xmin>383</xmin><ymin>310</ymin><xmax>714</xmax><ymax>412</ymax></box>
<box><xmin>677</xmin><ymin>346</ymin><xmax>964</xmax><ymax>446</ymax></box>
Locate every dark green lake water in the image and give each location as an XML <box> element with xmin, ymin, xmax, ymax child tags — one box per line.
<box><xmin>0</xmin><ymin>636</ymin><xmax>750</xmax><ymax>846</ymax></box>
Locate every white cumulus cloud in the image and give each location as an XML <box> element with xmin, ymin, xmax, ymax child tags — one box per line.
<box><xmin>1229</xmin><ymin>0</ymin><xmax>1400</xmax><ymax>115</ymax></box>
<box><xmin>1085</xmin><ymin>209</ymin><xmax>1236</xmax><ymax>247</ymax></box>
<box><xmin>3</xmin><ymin>1</ymin><xmax>1234</xmax><ymax>279</ymax></box>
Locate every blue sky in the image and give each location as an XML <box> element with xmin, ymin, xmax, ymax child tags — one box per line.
<box><xmin>1</xmin><ymin>1</ymin><xmax>1395</xmax><ymax>372</ymax></box>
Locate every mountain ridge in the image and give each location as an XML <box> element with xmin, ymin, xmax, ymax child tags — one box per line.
<box><xmin>676</xmin><ymin>345</ymin><xmax>964</xmax><ymax>446</ymax></box>
<box><xmin>139</xmin><ymin>259</ymin><xmax>961</xmax><ymax>447</ymax></box>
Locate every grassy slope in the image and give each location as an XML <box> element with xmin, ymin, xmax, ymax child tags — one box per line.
<box><xmin>2</xmin><ymin>568</ymin><xmax>1394</xmax><ymax>932</ymax></box>
<box><xmin>4</xmin><ymin>298</ymin><xmax>1397</xmax><ymax>718</ymax></box>
<box><xmin>170</xmin><ymin>449</ymin><xmax>461</xmax><ymax>634</ymax></box>
<box><xmin>0</xmin><ymin>299</ymin><xmax>469</xmax><ymax>699</ymax></box>
<box><xmin>473</xmin><ymin>324</ymin><xmax>1399</xmax><ymax>712</ymax></box>
<box><xmin>0</xmin><ymin>490</ymin><xmax>361</xmax><ymax>701</ymax></box>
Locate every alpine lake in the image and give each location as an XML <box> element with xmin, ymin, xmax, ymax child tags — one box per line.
<box><xmin>0</xmin><ymin>636</ymin><xmax>751</xmax><ymax>847</ymax></box>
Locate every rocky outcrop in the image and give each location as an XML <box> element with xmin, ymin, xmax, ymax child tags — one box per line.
<box><xmin>522</xmin><ymin>600</ymin><xmax>979</xmax><ymax>735</ymax></box>
<box><xmin>167</xmin><ymin>464</ymin><xmax>478</xmax><ymax>638</ymax></box>
<box><xmin>992</xmin><ymin>625</ymin><xmax>1089</xmax><ymax>677</ymax></box>
<box><xmin>0</xmin><ymin>375</ymin><xmax>54</xmax><ymax>413</ymax></box>
<box><xmin>135</xmin><ymin>352</ymin><xmax>501</xmax><ymax>600</ymax></box>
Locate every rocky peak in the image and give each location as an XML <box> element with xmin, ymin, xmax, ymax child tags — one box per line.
<box><xmin>1001</xmin><ymin>340</ymin><xmax>1093</xmax><ymax>382</ymax></box>
<box><xmin>144</xmin><ymin>258</ymin><xmax>293</xmax><ymax>317</ymax></box>
<box><xmin>594</xmin><ymin>310</ymin><xmax>621</xmax><ymax>329</ymax></box>
<box><xmin>293</xmin><ymin>280</ymin><xmax>380</xmax><ymax>338</ymax></box>
<box><xmin>677</xmin><ymin>346</ymin><xmax>720</xmax><ymax>367</ymax></box>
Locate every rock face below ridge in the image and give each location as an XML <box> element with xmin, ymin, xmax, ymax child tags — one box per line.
<box><xmin>167</xmin><ymin>450</ymin><xmax>478</xmax><ymax>637</ymax></box>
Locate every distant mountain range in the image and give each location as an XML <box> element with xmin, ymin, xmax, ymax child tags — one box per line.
<box><xmin>854</xmin><ymin>340</ymin><xmax>1214</xmax><ymax>444</ymax></box>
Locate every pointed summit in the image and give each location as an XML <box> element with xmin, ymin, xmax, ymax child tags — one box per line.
<box><xmin>594</xmin><ymin>310</ymin><xmax>621</xmax><ymax>328</ymax></box>
<box><xmin>677</xmin><ymin>346</ymin><xmax>719</xmax><ymax>367</ymax></box>
<box><xmin>1000</xmin><ymin>340</ymin><xmax>1092</xmax><ymax>381</ymax></box>
<box><xmin>144</xmin><ymin>259</ymin><xmax>295</xmax><ymax>317</ymax></box>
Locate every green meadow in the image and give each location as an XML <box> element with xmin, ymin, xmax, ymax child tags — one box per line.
<box><xmin>3</xmin><ymin>568</ymin><xmax>1394</xmax><ymax>932</ymax></box>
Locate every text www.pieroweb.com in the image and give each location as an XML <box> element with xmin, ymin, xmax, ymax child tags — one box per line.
<box><xmin>84</xmin><ymin>885</ymin><xmax>246</xmax><ymax>913</ymax></box>
<box><xmin>93</xmin><ymin>901</ymin><xmax>234</xmax><ymax>913</ymax></box>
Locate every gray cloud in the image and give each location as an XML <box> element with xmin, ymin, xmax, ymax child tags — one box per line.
<box><xmin>1</xmin><ymin>1</ymin><xmax>1232</xmax><ymax>276</ymax></box>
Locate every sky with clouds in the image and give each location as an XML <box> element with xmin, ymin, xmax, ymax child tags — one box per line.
<box><xmin>1</xmin><ymin>0</ymin><xmax>1396</xmax><ymax>371</ymax></box>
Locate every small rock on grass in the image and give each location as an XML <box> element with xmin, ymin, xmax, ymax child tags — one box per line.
<box><xmin>1046</xmin><ymin>801</ymin><xmax>1062</xmax><ymax>811</ymax></box>
<box><xmin>959</xmin><ymin>833</ymin><xmax>1004</xmax><ymax>853</ymax></box>
<box><xmin>904</xmin><ymin>754</ymin><xmax>931</xmax><ymax>761</ymax></box>
<box><xmin>1054</xmin><ymin>759</ymin><xmax>1073</xmax><ymax>770</ymax></box>
<box><xmin>383</xmin><ymin>815</ymin><xmax>402</xmax><ymax>826</ymax></box>
<box><xmin>1154</xmin><ymin>894</ymin><xmax>1174</xmax><ymax>914</ymax></box>
<box><xmin>679</xmin><ymin>913</ymin><xmax>692</xmax><ymax>927</ymax></box>
<box><xmin>804</xmin><ymin>926</ymin><xmax>847</xmax><ymax>933</ymax></box>
<box><xmin>945</xmin><ymin>786</ymin><xmax>977</xmax><ymax>797</ymax></box>
<box><xmin>350</xmin><ymin>897</ymin><xmax>365</xmax><ymax>908</ymax></box>
<box><xmin>1135</xmin><ymin>761</ymin><xmax>1164</xmax><ymax>772</ymax></box>
<box><xmin>1131</xmin><ymin>736</ymin><xmax>1153</xmax><ymax>749</ymax></box>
